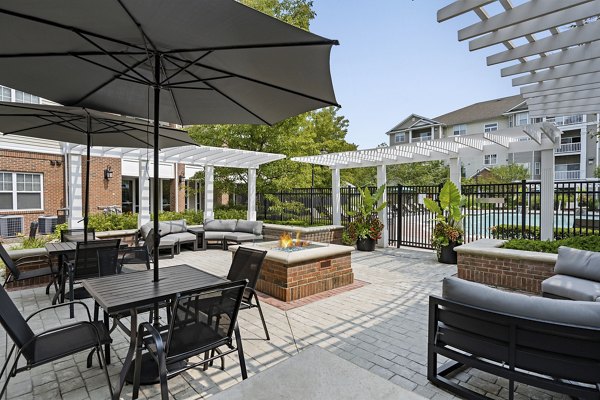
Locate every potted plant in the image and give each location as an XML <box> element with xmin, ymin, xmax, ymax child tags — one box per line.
<box><xmin>348</xmin><ymin>185</ymin><xmax>386</xmax><ymax>251</ymax></box>
<box><xmin>424</xmin><ymin>181</ymin><xmax>464</xmax><ymax>264</ymax></box>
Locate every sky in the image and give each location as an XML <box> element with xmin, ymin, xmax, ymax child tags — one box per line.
<box><xmin>310</xmin><ymin>1</ymin><xmax>521</xmax><ymax>150</ymax></box>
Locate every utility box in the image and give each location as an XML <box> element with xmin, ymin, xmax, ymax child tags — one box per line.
<box><xmin>0</xmin><ymin>215</ymin><xmax>24</xmax><ymax>237</ymax></box>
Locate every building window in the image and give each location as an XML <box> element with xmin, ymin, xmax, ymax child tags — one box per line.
<box><xmin>484</xmin><ymin>154</ymin><xmax>497</xmax><ymax>166</ymax></box>
<box><xmin>0</xmin><ymin>86</ymin><xmax>10</xmax><ymax>102</ymax></box>
<box><xmin>531</xmin><ymin>117</ymin><xmax>544</xmax><ymax>124</ymax></box>
<box><xmin>0</xmin><ymin>172</ymin><xmax>43</xmax><ymax>211</ymax></box>
<box><xmin>484</xmin><ymin>122</ymin><xmax>498</xmax><ymax>133</ymax></box>
<box><xmin>453</xmin><ymin>124</ymin><xmax>466</xmax><ymax>136</ymax></box>
<box><xmin>394</xmin><ymin>132</ymin><xmax>405</xmax><ymax>143</ymax></box>
<box><xmin>515</xmin><ymin>112</ymin><xmax>529</xmax><ymax>126</ymax></box>
<box><xmin>534</xmin><ymin>162</ymin><xmax>541</xmax><ymax>176</ymax></box>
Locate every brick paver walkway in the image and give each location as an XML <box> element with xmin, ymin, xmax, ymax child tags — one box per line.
<box><xmin>1</xmin><ymin>247</ymin><xmax>569</xmax><ymax>399</ymax></box>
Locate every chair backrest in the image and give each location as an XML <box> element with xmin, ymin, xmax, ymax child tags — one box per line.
<box><xmin>61</xmin><ymin>228</ymin><xmax>96</xmax><ymax>242</ymax></box>
<box><xmin>165</xmin><ymin>280</ymin><xmax>247</xmax><ymax>361</ymax></box>
<box><xmin>97</xmin><ymin>248</ymin><xmax>120</xmax><ymax>277</ymax></box>
<box><xmin>72</xmin><ymin>239</ymin><xmax>120</xmax><ymax>280</ymax></box>
<box><xmin>0</xmin><ymin>243</ymin><xmax>19</xmax><ymax>280</ymax></box>
<box><xmin>144</xmin><ymin>229</ymin><xmax>155</xmax><ymax>257</ymax></box>
<box><xmin>0</xmin><ymin>284</ymin><xmax>34</xmax><ymax>358</ymax></box>
<box><xmin>227</xmin><ymin>247</ymin><xmax>267</xmax><ymax>292</ymax></box>
<box><xmin>29</xmin><ymin>221</ymin><xmax>38</xmax><ymax>239</ymax></box>
<box><xmin>120</xmin><ymin>247</ymin><xmax>151</xmax><ymax>271</ymax></box>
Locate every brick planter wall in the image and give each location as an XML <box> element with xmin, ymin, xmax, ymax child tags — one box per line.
<box><xmin>455</xmin><ymin>239</ymin><xmax>557</xmax><ymax>294</ymax></box>
<box><xmin>257</xmin><ymin>254</ymin><xmax>353</xmax><ymax>302</ymax></box>
<box><xmin>263</xmin><ymin>224</ymin><xmax>344</xmax><ymax>245</ymax></box>
<box><xmin>2</xmin><ymin>249</ymin><xmax>59</xmax><ymax>290</ymax></box>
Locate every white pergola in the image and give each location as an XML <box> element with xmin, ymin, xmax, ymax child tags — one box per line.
<box><xmin>293</xmin><ymin>124</ymin><xmax>561</xmax><ymax>245</ymax></box>
<box><xmin>437</xmin><ymin>0</ymin><xmax>600</xmax><ymax>118</ymax></box>
<box><xmin>66</xmin><ymin>144</ymin><xmax>284</xmax><ymax>227</ymax></box>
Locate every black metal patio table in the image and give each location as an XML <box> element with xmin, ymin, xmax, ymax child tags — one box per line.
<box><xmin>82</xmin><ymin>264</ymin><xmax>227</xmax><ymax>400</ymax></box>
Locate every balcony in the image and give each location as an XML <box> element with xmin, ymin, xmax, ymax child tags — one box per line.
<box><xmin>555</xmin><ymin>142</ymin><xmax>581</xmax><ymax>154</ymax></box>
<box><xmin>411</xmin><ymin>135</ymin><xmax>432</xmax><ymax>143</ymax></box>
<box><xmin>555</xmin><ymin>170</ymin><xmax>581</xmax><ymax>180</ymax></box>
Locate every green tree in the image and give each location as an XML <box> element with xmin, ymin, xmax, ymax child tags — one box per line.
<box><xmin>387</xmin><ymin>161</ymin><xmax>449</xmax><ymax>186</ymax></box>
<box><xmin>240</xmin><ymin>0</ymin><xmax>315</xmax><ymax>30</ymax></box>
<box><xmin>473</xmin><ymin>164</ymin><xmax>530</xmax><ymax>184</ymax></box>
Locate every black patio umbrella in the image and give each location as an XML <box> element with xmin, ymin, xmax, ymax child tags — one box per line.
<box><xmin>0</xmin><ymin>0</ymin><xmax>339</xmax><ymax>282</ymax></box>
<box><xmin>0</xmin><ymin>101</ymin><xmax>197</xmax><ymax>241</ymax></box>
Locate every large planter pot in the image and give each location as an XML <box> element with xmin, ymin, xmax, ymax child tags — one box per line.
<box><xmin>438</xmin><ymin>241</ymin><xmax>459</xmax><ymax>264</ymax></box>
<box><xmin>356</xmin><ymin>237</ymin><xmax>376</xmax><ymax>251</ymax></box>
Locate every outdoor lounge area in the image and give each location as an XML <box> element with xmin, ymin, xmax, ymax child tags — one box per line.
<box><xmin>0</xmin><ymin>247</ymin><xmax>575</xmax><ymax>400</ymax></box>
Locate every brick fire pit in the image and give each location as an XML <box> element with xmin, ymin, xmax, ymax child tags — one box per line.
<box><xmin>229</xmin><ymin>241</ymin><xmax>354</xmax><ymax>302</ymax></box>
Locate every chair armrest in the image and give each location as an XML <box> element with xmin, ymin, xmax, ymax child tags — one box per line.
<box><xmin>25</xmin><ymin>301</ymin><xmax>93</xmax><ymax>322</ymax></box>
<box><xmin>138</xmin><ymin>322</ymin><xmax>166</xmax><ymax>357</ymax></box>
<box><xmin>188</xmin><ymin>228</ymin><xmax>204</xmax><ymax>234</ymax></box>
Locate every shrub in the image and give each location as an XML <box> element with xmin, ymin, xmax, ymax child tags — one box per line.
<box><xmin>214</xmin><ymin>209</ymin><xmax>247</xmax><ymax>220</ymax></box>
<box><xmin>503</xmin><ymin>235</ymin><xmax>600</xmax><ymax>254</ymax></box>
<box><xmin>157</xmin><ymin>210</ymin><xmax>204</xmax><ymax>225</ymax></box>
<box><xmin>11</xmin><ymin>235</ymin><xmax>50</xmax><ymax>250</ymax></box>
<box><xmin>88</xmin><ymin>213</ymin><xmax>138</xmax><ymax>231</ymax></box>
<box><xmin>491</xmin><ymin>224</ymin><xmax>600</xmax><ymax>240</ymax></box>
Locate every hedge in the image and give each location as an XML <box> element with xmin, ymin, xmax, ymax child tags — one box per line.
<box><xmin>491</xmin><ymin>224</ymin><xmax>600</xmax><ymax>240</ymax></box>
<box><xmin>503</xmin><ymin>235</ymin><xmax>600</xmax><ymax>254</ymax></box>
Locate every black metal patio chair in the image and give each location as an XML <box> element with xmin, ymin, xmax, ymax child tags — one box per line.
<box><xmin>227</xmin><ymin>247</ymin><xmax>270</xmax><ymax>340</ymax></box>
<box><xmin>131</xmin><ymin>280</ymin><xmax>249</xmax><ymax>400</ymax></box>
<box><xmin>0</xmin><ymin>242</ymin><xmax>58</xmax><ymax>294</ymax></box>
<box><xmin>119</xmin><ymin>240</ymin><xmax>151</xmax><ymax>273</ymax></box>
<box><xmin>0</xmin><ymin>284</ymin><xmax>113</xmax><ymax>398</ymax></box>
<box><xmin>64</xmin><ymin>239</ymin><xmax>120</xmax><ymax>318</ymax></box>
<box><xmin>60</xmin><ymin>228</ymin><xmax>96</xmax><ymax>242</ymax></box>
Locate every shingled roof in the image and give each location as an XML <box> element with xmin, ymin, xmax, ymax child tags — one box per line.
<box><xmin>434</xmin><ymin>95</ymin><xmax>525</xmax><ymax>126</ymax></box>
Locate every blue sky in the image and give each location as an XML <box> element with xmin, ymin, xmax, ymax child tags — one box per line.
<box><xmin>310</xmin><ymin>1</ymin><xmax>521</xmax><ymax>149</ymax></box>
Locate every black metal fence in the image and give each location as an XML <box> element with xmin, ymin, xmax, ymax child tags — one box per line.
<box><xmin>257</xmin><ymin>180</ymin><xmax>600</xmax><ymax>249</ymax></box>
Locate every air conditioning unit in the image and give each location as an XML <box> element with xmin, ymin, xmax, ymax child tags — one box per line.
<box><xmin>38</xmin><ymin>215</ymin><xmax>58</xmax><ymax>235</ymax></box>
<box><xmin>0</xmin><ymin>216</ymin><xmax>24</xmax><ymax>238</ymax></box>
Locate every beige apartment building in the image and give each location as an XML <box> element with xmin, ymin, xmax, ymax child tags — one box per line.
<box><xmin>386</xmin><ymin>95</ymin><xmax>599</xmax><ymax>180</ymax></box>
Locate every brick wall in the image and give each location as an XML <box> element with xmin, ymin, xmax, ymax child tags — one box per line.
<box><xmin>170</xmin><ymin>163</ymin><xmax>186</xmax><ymax>212</ymax></box>
<box><xmin>256</xmin><ymin>254</ymin><xmax>353</xmax><ymax>302</ymax></box>
<box><xmin>457</xmin><ymin>252</ymin><xmax>555</xmax><ymax>294</ymax></box>
<box><xmin>0</xmin><ymin>150</ymin><xmax>65</xmax><ymax>236</ymax></box>
<box><xmin>81</xmin><ymin>156</ymin><xmax>122</xmax><ymax>213</ymax></box>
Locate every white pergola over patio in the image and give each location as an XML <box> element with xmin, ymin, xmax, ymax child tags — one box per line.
<box><xmin>292</xmin><ymin>124</ymin><xmax>561</xmax><ymax>245</ymax></box>
<box><xmin>437</xmin><ymin>0</ymin><xmax>600</xmax><ymax>118</ymax></box>
<box><xmin>66</xmin><ymin>144</ymin><xmax>284</xmax><ymax>227</ymax></box>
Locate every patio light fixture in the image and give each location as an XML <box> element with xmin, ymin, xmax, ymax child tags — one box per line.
<box><xmin>178</xmin><ymin>172</ymin><xmax>186</xmax><ymax>184</ymax></box>
<box><xmin>103</xmin><ymin>165</ymin><xmax>113</xmax><ymax>180</ymax></box>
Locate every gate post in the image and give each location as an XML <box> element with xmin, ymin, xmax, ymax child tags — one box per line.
<box><xmin>520</xmin><ymin>179</ymin><xmax>527</xmax><ymax>238</ymax></box>
<box><xmin>397</xmin><ymin>184</ymin><xmax>402</xmax><ymax>248</ymax></box>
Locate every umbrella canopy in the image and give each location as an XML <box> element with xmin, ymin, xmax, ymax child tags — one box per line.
<box><xmin>0</xmin><ymin>101</ymin><xmax>197</xmax><ymax>240</ymax></box>
<box><xmin>0</xmin><ymin>101</ymin><xmax>196</xmax><ymax>148</ymax></box>
<box><xmin>0</xmin><ymin>0</ymin><xmax>339</xmax><ymax>285</ymax></box>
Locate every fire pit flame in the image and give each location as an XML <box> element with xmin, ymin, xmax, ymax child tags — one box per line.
<box><xmin>277</xmin><ymin>232</ymin><xmax>311</xmax><ymax>251</ymax></box>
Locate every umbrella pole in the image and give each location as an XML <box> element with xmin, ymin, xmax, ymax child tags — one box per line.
<box><xmin>84</xmin><ymin>114</ymin><xmax>91</xmax><ymax>244</ymax></box>
<box><xmin>153</xmin><ymin>53</ymin><xmax>161</xmax><ymax>284</ymax></box>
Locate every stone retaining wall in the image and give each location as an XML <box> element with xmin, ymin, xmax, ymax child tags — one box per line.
<box><xmin>455</xmin><ymin>239</ymin><xmax>557</xmax><ymax>294</ymax></box>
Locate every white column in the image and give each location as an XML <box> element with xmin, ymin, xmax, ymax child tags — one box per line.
<box><xmin>376</xmin><ymin>165</ymin><xmax>388</xmax><ymax>248</ymax></box>
<box><xmin>580</xmin><ymin>126</ymin><xmax>587</xmax><ymax>179</ymax></box>
<box><xmin>431</xmin><ymin>126</ymin><xmax>435</xmax><ymax>140</ymax></box>
<box><xmin>332</xmin><ymin>168</ymin><xmax>341</xmax><ymax>226</ymax></box>
<box><xmin>138</xmin><ymin>159</ymin><xmax>150</xmax><ymax>227</ymax></box>
<box><xmin>204</xmin><ymin>165</ymin><xmax>214</xmax><ymax>220</ymax></box>
<box><xmin>540</xmin><ymin>149</ymin><xmax>555</xmax><ymax>241</ymax></box>
<box><xmin>247</xmin><ymin>168</ymin><xmax>257</xmax><ymax>221</ymax></box>
<box><xmin>67</xmin><ymin>153</ymin><xmax>83</xmax><ymax>228</ymax></box>
<box><xmin>449</xmin><ymin>157</ymin><xmax>461</xmax><ymax>193</ymax></box>
<box><xmin>174</xmin><ymin>163</ymin><xmax>179</xmax><ymax>212</ymax></box>
<box><xmin>408</xmin><ymin>129</ymin><xmax>413</xmax><ymax>143</ymax></box>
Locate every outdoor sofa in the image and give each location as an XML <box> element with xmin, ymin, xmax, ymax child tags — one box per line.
<box><xmin>541</xmin><ymin>246</ymin><xmax>600</xmax><ymax>301</ymax></box>
<box><xmin>428</xmin><ymin>277</ymin><xmax>600</xmax><ymax>400</ymax></box>
<box><xmin>199</xmin><ymin>219</ymin><xmax>263</xmax><ymax>250</ymax></box>
<box><xmin>139</xmin><ymin>220</ymin><xmax>199</xmax><ymax>257</ymax></box>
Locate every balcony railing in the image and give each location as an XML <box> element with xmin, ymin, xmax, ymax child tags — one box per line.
<box><xmin>555</xmin><ymin>142</ymin><xmax>581</xmax><ymax>154</ymax></box>
<box><xmin>555</xmin><ymin>170</ymin><xmax>581</xmax><ymax>180</ymax></box>
<box><xmin>411</xmin><ymin>135</ymin><xmax>432</xmax><ymax>143</ymax></box>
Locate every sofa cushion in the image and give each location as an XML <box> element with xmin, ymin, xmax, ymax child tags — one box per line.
<box><xmin>204</xmin><ymin>231</ymin><xmax>227</xmax><ymax>240</ymax></box>
<box><xmin>235</xmin><ymin>220</ymin><xmax>263</xmax><ymax>235</ymax></box>
<box><xmin>157</xmin><ymin>236</ymin><xmax>178</xmax><ymax>246</ymax></box>
<box><xmin>167</xmin><ymin>232</ymin><xmax>197</xmax><ymax>243</ymax></box>
<box><xmin>542</xmin><ymin>275</ymin><xmax>600</xmax><ymax>301</ymax></box>
<box><xmin>224</xmin><ymin>232</ymin><xmax>262</xmax><ymax>242</ymax></box>
<box><xmin>204</xmin><ymin>219</ymin><xmax>236</xmax><ymax>232</ymax></box>
<box><xmin>555</xmin><ymin>246</ymin><xmax>600</xmax><ymax>282</ymax></box>
<box><xmin>442</xmin><ymin>277</ymin><xmax>600</xmax><ymax>328</ymax></box>
<box><xmin>140</xmin><ymin>222</ymin><xmax>153</xmax><ymax>239</ymax></box>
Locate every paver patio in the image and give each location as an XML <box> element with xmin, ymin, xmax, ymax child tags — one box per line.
<box><xmin>1</xmin><ymin>247</ymin><xmax>569</xmax><ymax>400</ymax></box>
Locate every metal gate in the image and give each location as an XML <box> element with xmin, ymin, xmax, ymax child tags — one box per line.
<box><xmin>388</xmin><ymin>184</ymin><xmax>440</xmax><ymax>249</ymax></box>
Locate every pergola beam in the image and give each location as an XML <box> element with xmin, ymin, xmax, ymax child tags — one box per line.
<box><xmin>525</xmin><ymin>87</ymin><xmax>600</xmax><ymax>104</ymax></box>
<box><xmin>513</xmin><ymin>57</ymin><xmax>600</xmax><ymax>86</ymax></box>
<box><xmin>520</xmin><ymin>71</ymin><xmax>600</xmax><ymax>94</ymax></box>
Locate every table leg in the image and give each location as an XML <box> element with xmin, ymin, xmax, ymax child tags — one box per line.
<box><xmin>114</xmin><ymin>308</ymin><xmax>138</xmax><ymax>400</ymax></box>
<box><xmin>104</xmin><ymin>310</ymin><xmax>111</xmax><ymax>364</ymax></box>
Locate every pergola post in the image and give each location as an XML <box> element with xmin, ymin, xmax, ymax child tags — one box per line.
<box><xmin>67</xmin><ymin>153</ymin><xmax>83</xmax><ymax>228</ymax></box>
<box><xmin>204</xmin><ymin>165</ymin><xmax>214</xmax><ymax>220</ymax></box>
<box><xmin>376</xmin><ymin>164</ymin><xmax>388</xmax><ymax>248</ymax></box>
<box><xmin>138</xmin><ymin>159</ymin><xmax>150</xmax><ymax>227</ymax></box>
<box><xmin>247</xmin><ymin>168</ymin><xmax>257</xmax><ymax>221</ymax></box>
<box><xmin>540</xmin><ymin>149</ymin><xmax>555</xmax><ymax>241</ymax></box>
<box><xmin>332</xmin><ymin>168</ymin><xmax>341</xmax><ymax>225</ymax></box>
<box><xmin>449</xmin><ymin>157</ymin><xmax>461</xmax><ymax>193</ymax></box>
